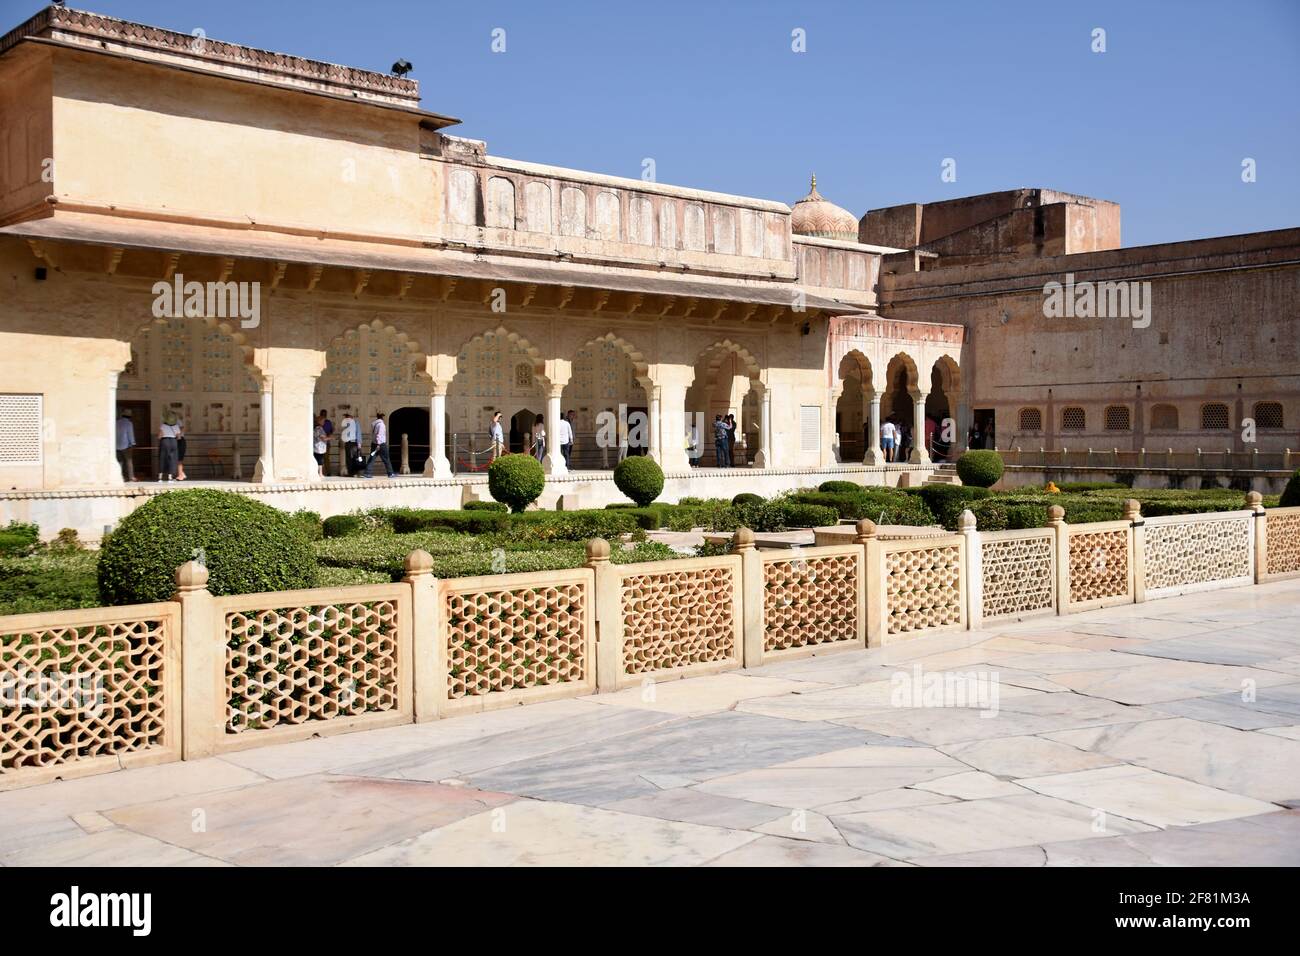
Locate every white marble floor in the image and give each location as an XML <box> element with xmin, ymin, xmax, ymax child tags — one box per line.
<box><xmin>4</xmin><ymin>579</ymin><xmax>1300</xmax><ymax>867</ymax></box>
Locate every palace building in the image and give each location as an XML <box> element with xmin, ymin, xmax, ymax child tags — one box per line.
<box><xmin>1</xmin><ymin>7</ymin><xmax>1296</xmax><ymax>536</ymax></box>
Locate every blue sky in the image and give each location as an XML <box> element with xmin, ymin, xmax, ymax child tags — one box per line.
<box><xmin>9</xmin><ymin>0</ymin><xmax>1298</xmax><ymax>246</ymax></box>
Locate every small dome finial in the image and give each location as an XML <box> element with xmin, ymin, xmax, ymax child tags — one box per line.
<box><xmin>810</xmin><ymin>173</ymin><xmax>817</xmax><ymax>191</ymax></box>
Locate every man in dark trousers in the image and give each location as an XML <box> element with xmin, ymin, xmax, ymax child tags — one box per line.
<box><xmin>362</xmin><ymin>411</ymin><xmax>395</xmax><ymax>479</ymax></box>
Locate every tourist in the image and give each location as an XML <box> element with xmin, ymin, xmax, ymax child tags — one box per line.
<box><xmin>531</xmin><ymin>414</ymin><xmax>546</xmax><ymax>462</ymax></box>
<box><xmin>899</xmin><ymin>422</ymin><xmax>912</xmax><ymax>462</ymax></box>
<box><xmin>319</xmin><ymin>409</ymin><xmax>334</xmax><ymax>474</ymax></box>
<box><xmin>313</xmin><ymin>412</ymin><xmax>328</xmax><ymax>477</ymax></box>
<box><xmin>558</xmin><ymin>410</ymin><xmax>574</xmax><ymax>468</ymax></box>
<box><xmin>713</xmin><ymin>414</ymin><xmax>730</xmax><ymax>468</ymax></box>
<box><xmin>489</xmin><ymin>411</ymin><xmax>505</xmax><ymax>462</ymax></box>
<box><xmin>881</xmin><ymin>418</ymin><xmax>897</xmax><ymax>463</ymax></box>
<box><xmin>617</xmin><ymin>408</ymin><xmax>629</xmax><ymax>461</ymax></box>
<box><xmin>158</xmin><ymin>410</ymin><xmax>180</xmax><ymax>481</ymax></box>
<box><xmin>173</xmin><ymin>411</ymin><xmax>187</xmax><ymax>480</ymax></box>
<box><xmin>362</xmin><ymin>411</ymin><xmax>394</xmax><ymax>479</ymax></box>
<box><xmin>340</xmin><ymin>412</ymin><xmax>360</xmax><ymax>476</ymax></box>
<box><xmin>115</xmin><ymin>409</ymin><xmax>136</xmax><ymax>481</ymax></box>
<box><xmin>967</xmin><ymin>422</ymin><xmax>984</xmax><ymax>450</ymax></box>
<box><xmin>725</xmin><ymin>414</ymin><xmax>739</xmax><ymax>467</ymax></box>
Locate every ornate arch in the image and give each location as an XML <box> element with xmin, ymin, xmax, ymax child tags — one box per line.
<box><xmin>884</xmin><ymin>351</ymin><xmax>921</xmax><ymax>394</ymax></box>
<box><xmin>930</xmin><ymin>354</ymin><xmax>961</xmax><ymax>395</ymax></box>
<box><xmin>576</xmin><ymin>331</ymin><xmax>653</xmax><ymax>391</ymax></box>
<box><xmin>129</xmin><ymin>313</ymin><xmax>257</xmax><ymax>364</ymax></box>
<box><xmin>323</xmin><ymin>317</ymin><xmax>431</xmax><ymax>384</ymax></box>
<box><xmin>693</xmin><ymin>338</ymin><xmax>763</xmax><ymax>381</ymax></box>
<box><xmin>838</xmin><ymin>349</ymin><xmax>874</xmax><ymax>393</ymax></box>
<box><xmin>453</xmin><ymin>325</ymin><xmax>547</xmax><ymax>386</ymax></box>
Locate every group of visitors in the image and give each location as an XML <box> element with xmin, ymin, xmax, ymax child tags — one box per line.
<box><xmin>878</xmin><ymin>418</ymin><xmax>911</xmax><ymax>463</ymax></box>
<box><xmin>114</xmin><ymin>408</ymin><xmax>188</xmax><ymax>482</ymax></box>
<box><xmin>312</xmin><ymin>409</ymin><xmax>394</xmax><ymax>479</ymax></box>
<box><xmin>488</xmin><ymin>410</ymin><xmax>575</xmax><ymax>467</ymax></box>
<box><xmin>709</xmin><ymin>413</ymin><xmax>741</xmax><ymax>468</ymax></box>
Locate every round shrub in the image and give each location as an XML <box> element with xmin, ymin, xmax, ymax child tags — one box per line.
<box><xmin>288</xmin><ymin>509</ymin><xmax>323</xmax><ymax>541</ymax></box>
<box><xmin>614</xmin><ymin>455</ymin><xmax>664</xmax><ymax>507</ymax></box>
<box><xmin>731</xmin><ymin>492</ymin><xmax>764</xmax><ymax>507</ymax></box>
<box><xmin>464</xmin><ymin>500</ymin><xmax>509</xmax><ymax>512</ymax></box>
<box><xmin>818</xmin><ymin>480</ymin><xmax>860</xmax><ymax>494</ymax></box>
<box><xmin>322</xmin><ymin>514</ymin><xmax>364</xmax><ymax>538</ymax></box>
<box><xmin>1281</xmin><ymin>469</ymin><xmax>1300</xmax><ymax>507</ymax></box>
<box><xmin>97</xmin><ymin>489</ymin><xmax>318</xmax><ymax>604</ymax></box>
<box><xmin>488</xmin><ymin>454</ymin><xmax>546</xmax><ymax>512</ymax></box>
<box><xmin>956</xmin><ymin>450</ymin><xmax>1005</xmax><ymax>488</ymax></box>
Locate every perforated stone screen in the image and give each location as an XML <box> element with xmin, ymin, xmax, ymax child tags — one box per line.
<box><xmin>1254</xmin><ymin>401</ymin><xmax>1284</xmax><ymax>430</ymax></box>
<box><xmin>884</xmin><ymin>543</ymin><xmax>962</xmax><ymax>634</ymax></box>
<box><xmin>225</xmin><ymin>601</ymin><xmax>401</xmax><ymax>734</ymax></box>
<box><xmin>2</xmin><ymin>613</ymin><xmax>172</xmax><ymax>773</ymax></box>
<box><xmin>1150</xmin><ymin>404</ymin><xmax>1179</xmax><ymax>430</ymax></box>
<box><xmin>1061</xmin><ymin>406</ymin><xmax>1086</xmax><ymax>431</ymax></box>
<box><xmin>1068</xmin><ymin>528</ymin><xmax>1129</xmax><ymax>605</ymax></box>
<box><xmin>762</xmin><ymin>553</ymin><xmax>858</xmax><ymax>652</ymax></box>
<box><xmin>1018</xmin><ymin>407</ymin><xmax>1043</xmax><ymax>431</ymax></box>
<box><xmin>1266</xmin><ymin>511</ymin><xmax>1300</xmax><ymax>576</ymax></box>
<box><xmin>1104</xmin><ymin>405</ymin><xmax>1132</xmax><ymax>431</ymax></box>
<box><xmin>445</xmin><ymin>582</ymin><xmax>587</xmax><ymax>698</ymax></box>
<box><xmin>620</xmin><ymin>566</ymin><xmax>736</xmax><ymax>674</ymax></box>
<box><xmin>1144</xmin><ymin>517</ymin><xmax>1252</xmax><ymax>592</ymax></box>
<box><xmin>981</xmin><ymin>534</ymin><xmax>1054</xmax><ymax>619</ymax></box>
<box><xmin>1200</xmin><ymin>403</ymin><xmax>1230</xmax><ymax>430</ymax></box>
<box><xmin>0</xmin><ymin>394</ymin><xmax>42</xmax><ymax>465</ymax></box>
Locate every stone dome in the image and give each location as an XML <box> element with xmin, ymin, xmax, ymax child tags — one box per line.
<box><xmin>790</xmin><ymin>175</ymin><xmax>859</xmax><ymax>241</ymax></box>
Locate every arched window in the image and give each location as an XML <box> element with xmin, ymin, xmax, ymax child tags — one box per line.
<box><xmin>1253</xmin><ymin>401</ymin><xmax>1284</xmax><ymax>429</ymax></box>
<box><xmin>1150</xmin><ymin>404</ymin><xmax>1179</xmax><ymax>430</ymax></box>
<box><xmin>1018</xmin><ymin>407</ymin><xmax>1043</xmax><ymax>431</ymax></box>
<box><xmin>1104</xmin><ymin>405</ymin><xmax>1131</xmax><ymax>431</ymax></box>
<box><xmin>1061</xmin><ymin>406</ymin><xmax>1086</xmax><ymax>431</ymax></box>
<box><xmin>1200</xmin><ymin>403</ymin><xmax>1230</xmax><ymax>430</ymax></box>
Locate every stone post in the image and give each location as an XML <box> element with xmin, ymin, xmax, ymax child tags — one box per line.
<box><xmin>174</xmin><ymin>560</ymin><xmax>220</xmax><ymax>760</ymax></box>
<box><xmin>252</xmin><ymin>379</ymin><xmax>275</xmax><ymax>482</ymax></box>
<box><xmin>586</xmin><ymin>539</ymin><xmax>619</xmax><ymax>692</ymax></box>
<box><xmin>543</xmin><ymin>385</ymin><xmax>567</xmax><ymax>475</ymax></box>
<box><xmin>910</xmin><ymin>391</ymin><xmax>931</xmax><ymax>465</ymax></box>
<box><xmin>424</xmin><ymin>384</ymin><xmax>453</xmax><ymax>478</ymax></box>
<box><xmin>648</xmin><ymin>388</ymin><xmax>662</xmax><ymax>465</ymax></box>
<box><xmin>399</xmin><ymin>433</ymin><xmax>411</xmax><ymax>475</ymax></box>
<box><xmin>107</xmin><ymin>372</ymin><xmax>124</xmax><ymax>486</ymax></box>
<box><xmin>859</xmin><ymin>519</ymin><xmax>885</xmax><ymax>646</ymax></box>
<box><xmin>1247</xmin><ymin>490</ymin><xmax>1266</xmax><ymax>583</ymax></box>
<box><xmin>1046</xmin><ymin>505</ymin><xmax>1068</xmax><ymax>615</ymax></box>
<box><xmin>1125</xmin><ymin>498</ymin><xmax>1145</xmax><ymax>604</ymax></box>
<box><xmin>731</xmin><ymin>528</ymin><xmax>763</xmax><ymax>667</ymax></box>
<box><xmin>865</xmin><ymin>393</ymin><xmax>883</xmax><ymax>465</ymax></box>
<box><xmin>959</xmin><ymin>509</ymin><xmax>982</xmax><ymax>630</ymax></box>
<box><xmin>656</xmin><ymin>382</ymin><xmax>691</xmax><ymax>472</ymax></box>
<box><xmin>852</xmin><ymin>519</ymin><xmax>873</xmax><ymax>647</ymax></box>
<box><xmin>403</xmin><ymin>550</ymin><xmax>440</xmax><ymax>722</ymax></box>
<box><xmin>754</xmin><ymin>387</ymin><xmax>772</xmax><ymax>468</ymax></box>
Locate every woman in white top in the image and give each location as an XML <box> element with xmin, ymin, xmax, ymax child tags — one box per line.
<box><xmin>531</xmin><ymin>414</ymin><xmax>546</xmax><ymax>462</ymax></box>
<box><xmin>158</xmin><ymin>411</ymin><xmax>181</xmax><ymax>481</ymax></box>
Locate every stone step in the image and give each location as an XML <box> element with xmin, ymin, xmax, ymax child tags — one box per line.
<box><xmin>924</xmin><ymin>474</ymin><xmax>963</xmax><ymax>485</ymax></box>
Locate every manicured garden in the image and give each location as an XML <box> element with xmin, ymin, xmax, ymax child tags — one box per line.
<box><xmin>2</xmin><ymin>451</ymin><xmax>1293</xmax><ymax>615</ymax></box>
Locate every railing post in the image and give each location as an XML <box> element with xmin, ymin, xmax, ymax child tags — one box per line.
<box><xmin>959</xmin><ymin>509</ymin><xmax>981</xmax><ymax>631</ymax></box>
<box><xmin>732</xmin><ymin>528</ymin><xmax>763</xmax><ymax>668</ymax></box>
<box><xmin>852</xmin><ymin>520</ymin><xmax>872</xmax><ymax>648</ymax></box>
<box><xmin>403</xmin><ymin>549</ymin><xmax>440</xmax><ymax>722</ymax></box>
<box><xmin>586</xmin><ymin>539</ymin><xmax>619</xmax><ymax>691</ymax></box>
<box><xmin>174</xmin><ymin>560</ymin><xmax>220</xmax><ymax>760</ymax></box>
<box><xmin>1046</xmin><ymin>505</ymin><xmax>1068</xmax><ymax>615</ymax></box>
<box><xmin>860</xmin><ymin>519</ymin><xmax>885</xmax><ymax>646</ymax></box>
<box><xmin>1247</xmin><ymin>491</ymin><xmax>1266</xmax><ymax>583</ymax></box>
<box><xmin>1126</xmin><ymin>498</ymin><xmax>1145</xmax><ymax>604</ymax></box>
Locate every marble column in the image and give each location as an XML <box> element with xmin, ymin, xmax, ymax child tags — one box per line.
<box><xmin>423</xmin><ymin>383</ymin><xmax>452</xmax><ymax>478</ymax></box>
<box><xmin>753</xmin><ymin>385</ymin><xmax>771</xmax><ymax>468</ymax></box>
<box><xmin>252</xmin><ymin>378</ymin><xmax>275</xmax><ymax>483</ymax></box>
<box><xmin>910</xmin><ymin>391</ymin><xmax>931</xmax><ymax>465</ymax></box>
<box><xmin>657</xmin><ymin>383</ymin><xmax>690</xmax><ymax>472</ymax></box>
<box><xmin>865</xmin><ymin>393</ymin><xmax>883</xmax><ymax>465</ymax></box>
<box><xmin>648</xmin><ymin>387</ymin><xmax>662</xmax><ymax>465</ymax></box>
<box><xmin>542</xmin><ymin>385</ymin><xmax>567</xmax><ymax>475</ymax></box>
<box><xmin>107</xmin><ymin>372</ymin><xmax>124</xmax><ymax>485</ymax></box>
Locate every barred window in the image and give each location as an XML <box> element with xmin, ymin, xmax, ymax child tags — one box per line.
<box><xmin>1254</xmin><ymin>401</ymin><xmax>1284</xmax><ymax>429</ymax></box>
<box><xmin>1104</xmin><ymin>405</ymin><xmax>1131</xmax><ymax>431</ymax></box>
<box><xmin>1018</xmin><ymin>407</ymin><xmax>1043</xmax><ymax>431</ymax></box>
<box><xmin>1200</xmin><ymin>403</ymin><xmax>1230</xmax><ymax>430</ymax></box>
<box><xmin>0</xmin><ymin>394</ymin><xmax>43</xmax><ymax>465</ymax></box>
<box><xmin>1061</xmin><ymin>406</ymin><xmax>1086</xmax><ymax>431</ymax></box>
<box><xmin>1150</xmin><ymin>404</ymin><xmax>1179</xmax><ymax>430</ymax></box>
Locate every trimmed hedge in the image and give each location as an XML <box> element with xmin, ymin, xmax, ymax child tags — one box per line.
<box><xmin>901</xmin><ymin>485</ymin><xmax>992</xmax><ymax>530</ymax></box>
<box><xmin>488</xmin><ymin>454</ymin><xmax>545</xmax><ymax>512</ymax></box>
<box><xmin>1281</xmin><ymin>469</ymin><xmax>1300</xmax><ymax>507</ymax></box>
<box><xmin>97</xmin><ymin>489</ymin><xmax>318</xmax><ymax>604</ymax></box>
<box><xmin>818</xmin><ymin>480</ymin><xmax>861</xmax><ymax>494</ymax></box>
<box><xmin>509</xmin><ymin>510</ymin><xmax>643</xmax><ymax>542</ymax></box>
<box><xmin>956</xmin><ymin>450</ymin><xmax>1005</xmax><ymax>488</ymax></box>
<box><xmin>288</xmin><ymin>509</ymin><xmax>323</xmax><ymax>541</ymax></box>
<box><xmin>614</xmin><ymin>456</ymin><xmax>665</xmax><ymax>506</ymax></box>
<box><xmin>731</xmin><ymin>492</ymin><xmax>764</xmax><ymax>506</ymax></box>
<box><xmin>0</xmin><ymin>521</ymin><xmax>39</xmax><ymax>557</ymax></box>
<box><xmin>464</xmin><ymin>500</ymin><xmax>509</xmax><ymax>512</ymax></box>
<box><xmin>322</xmin><ymin>514</ymin><xmax>365</xmax><ymax>538</ymax></box>
<box><xmin>789</xmin><ymin>489</ymin><xmax>936</xmax><ymax>526</ymax></box>
<box><xmin>388</xmin><ymin>509</ymin><xmax>509</xmax><ymax>535</ymax></box>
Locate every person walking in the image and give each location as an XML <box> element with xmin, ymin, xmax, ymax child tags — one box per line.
<box><xmin>173</xmin><ymin>412</ymin><xmax>187</xmax><ymax>480</ymax></box>
<box><xmin>362</xmin><ymin>411</ymin><xmax>394</xmax><ymax>479</ymax></box>
<box><xmin>881</xmin><ymin>418</ymin><xmax>897</xmax><ymax>463</ymax></box>
<box><xmin>158</xmin><ymin>410</ymin><xmax>180</xmax><ymax>481</ymax></box>
<box><xmin>617</xmin><ymin>409</ymin><xmax>629</xmax><ymax>462</ymax></box>
<box><xmin>341</xmin><ymin>412</ymin><xmax>360</xmax><ymax>476</ymax></box>
<box><xmin>115</xmin><ymin>409</ymin><xmax>136</xmax><ymax>481</ymax></box>
<box><xmin>313</xmin><ymin>412</ymin><xmax>329</xmax><ymax>478</ymax></box>
<box><xmin>712</xmin><ymin>414</ymin><xmax>730</xmax><ymax>468</ymax></box>
<box><xmin>489</xmin><ymin>411</ymin><xmax>505</xmax><ymax>462</ymax></box>
<box><xmin>558</xmin><ymin>410</ymin><xmax>574</xmax><ymax>468</ymax></box>
<box><xmin>319</xmin><ymin>409</ymin><xmax>334</xmax><ymax>475</ymax></box>
<box><xmin>531</xmin><ymin>414</ymin><xmax>547</xmax><ymax>463</ymax></box>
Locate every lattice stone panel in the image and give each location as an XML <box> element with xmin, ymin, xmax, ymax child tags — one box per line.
<box><xmin>445</xmin><ymin>583</ymin><xmax>586</xmax><ymax>698</ymax></box>
<box><xmin>225</xmin><ymin>602</ymin><xmax>400</xmax><ymax>734</ymax></box>
<box><xmin>885</xmin><ymin>544</ymin><xmax>962</xmax><ymax>634</ymax></box>
<box><xmin>763</xmin><ymin>554</ymin><xmax>858</xmax><ymax>652</ymax></box>
<box><xmin>1068</xmin><ymin>529</ymin><xmax>1129</xmax><ymax>604</ymax></box>
<box><xmin>621</xmin><ymin>566</ymin><xmax>736</xmax><ymax>674</ymax></box>
<box><xmin>1144</xmin><ymin>518</ymin><xmax>1252</xmax><ymax>591</ymax></box>
<box><xmin>0</xmin><ymin>394</ymin><xmax>42</xmax><ymax>465</ymax></box>
<box><xmin>982</xmin><ymin>535</ymin><xmax>1055</xmax><ymax>619</ymax></box>
<box><xmin>1266</xmin><ymin>512</ymin><xmax>1300</xmax><ymax>576</ymax></box>
<box><xmin>1</xmin><ymin>617</ymin><xmax>168</xmax><ymax>771</ymax></box>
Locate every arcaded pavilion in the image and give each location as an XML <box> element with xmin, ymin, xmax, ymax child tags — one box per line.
<box><xmin>1</xmin><ymin>7</ymin><xmax>1296</xmax><ymax>537</ymax></box>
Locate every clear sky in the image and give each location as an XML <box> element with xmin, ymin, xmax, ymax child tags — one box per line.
<box><xmin>8</xmin><ymin>0</ymin><xmax>1298</xmax><ymax>247</ymax></box>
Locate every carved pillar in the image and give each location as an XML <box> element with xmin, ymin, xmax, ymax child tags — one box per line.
<box><xmin>423</xmin><ymin>382</ymin><xmax>452</xmax><ymax>478</ymax></box>
<box><xmin>252</xmin><ymin>379</ymin><xmax>275</xmax><ymax>483</ymax></box>
<box><xmin>754</xmin><ymin>384</ymin><xmax>771</xmax><ymax>468</ymax></box>
<box><xmin>910</xmin><ymin>391</ymin><xmax>931</xmax><ymax>465</ymax></box>
<box><xmin>865</xmin><ymin>392</ymin><xmax>883</xmax><ymax>465</ymax></box>
<box><xmin>648</xmin><ymin>386</ymin><xmax>662</xmax><ymax>465</ymax></box>
<box><xmin>252</xmin><ymin>347</ymin><xmax>326</xmax><ymax>483</ymax></box>
<box><xmin>543</xmin><ymin>385</ymin><xmax>567</xmax><ymax>475</ymax></box>
<box><xmin>657</xmin><ymin>382</ymin><xmax>690</xmax><ymax>472</ymax></box>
